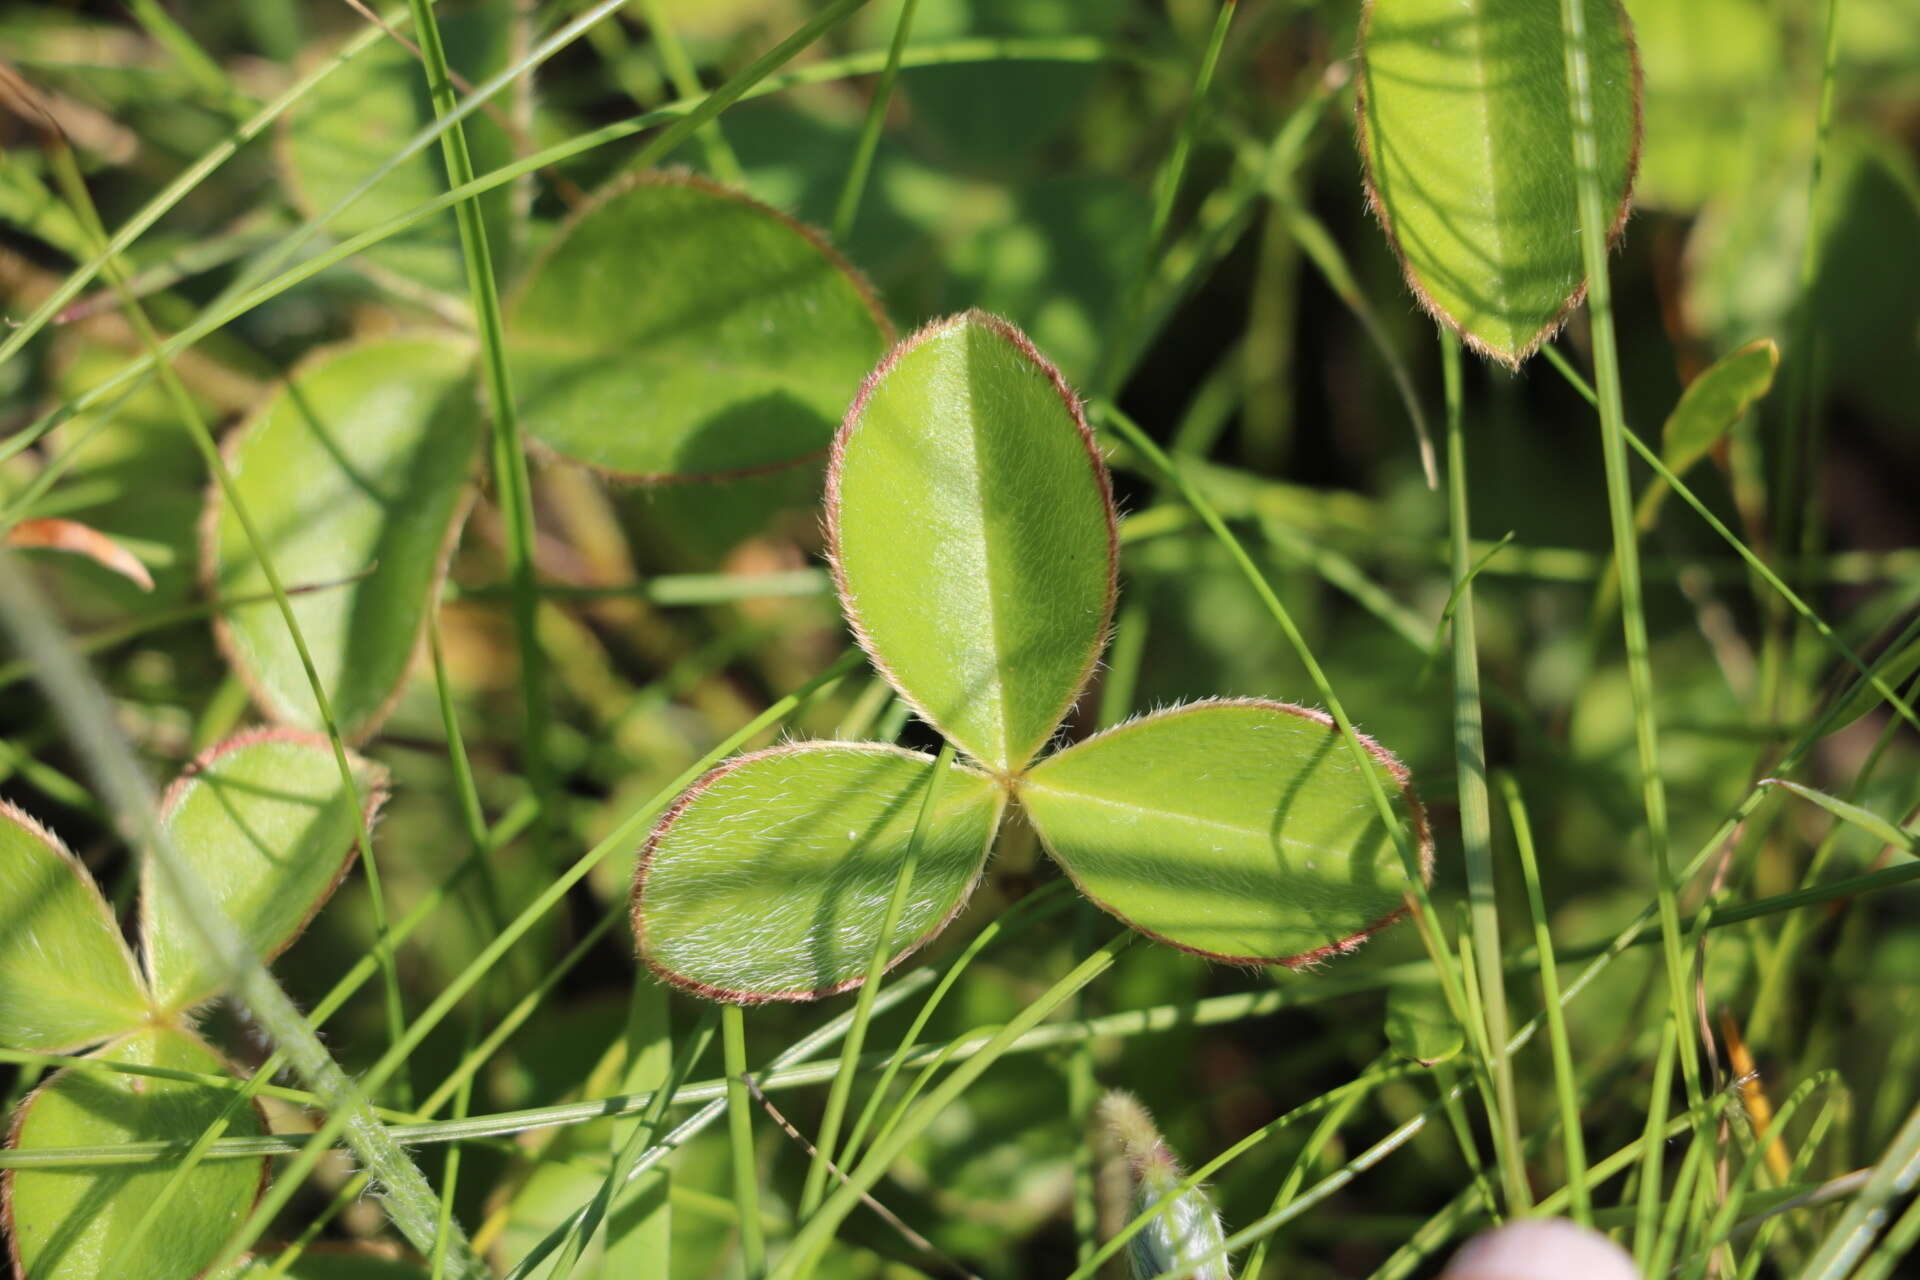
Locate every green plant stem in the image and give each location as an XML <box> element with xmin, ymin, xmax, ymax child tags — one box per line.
<box><xmin>1681</xmin><ymin>1072</ymin><xmax>1842</xmax><ymax>1279</ymax></box>
<box><xmin>1771</xmin><ymin>0</ymin><xmax>1846</xmax><ymax>592</ymax></box>
<box><xmin>1634</xmin><ymin>1014</ymin><xmax>1682</xmax><ymax>1272</ymax></box>
<box><xmin>1093</xmin><ymin>400</ymin><xmax>1475</xmax><ymax>1086</ymax></box>
<box><xmin>1267</xmin><ymin>189</ymin><xmax>1436</xmax><ymax>485</ymax></box>
<box><xmin>13</xmin><ymin>30</ymin><xmax>1129</xmax><ymax>465</ymax></box>
<box><xmin>501</xmin><ymin>969</ymin><xmax>935</xmax><ymax>1278</ymax></box>
<box><xmin>1241</xmin><ymin>1056</ymin><xmax>1383</xmax><ymax>1277</ymax></box>
<box><xmin>37</xmin><ymin>120</ymin><xmax>414</xmax><ymax>1103</ymax></box>
<box><xmin>124</xmin><ymin>0</ymin><xmax>244</xmax><ymax>115</ymax></box>
<box><xmin>1846</xmin><ymin>1175</ymin><xmax>1920</xmax><ymax>1280</ymax></box>
<box><xmin>1646</xmin><ymin>1122</ymin><xmax>1710</xmax><ymax>1279</ymax></box>
<box><xmin>1433</xmin><ymin>1060</ymin><xmax>1504</xmax><ymax>1222</ymax></box>
<box><xmin>1540</xmin><ymin>346</ymin><xmax>1920</xmax><ymax>737</ymax></box>
<box><xmin>406</xmin><ymin>0</ymin><xmax>549</xmax><ymax>852</ymax></box>
<box><xmin>1556</xmin><ymin>0</ymin><xmax>1701</xmax><ymax>1124</ymax></box>
<box><xmin>838</xmin><ymin>881</ymin><xmax>1075</xmax><ymax>1169</ymax></box>
<box><xmin>14</xmin><ymin>840</ymin><xmax>1920</xmax><ymax>1172</ymax></box>
<box><xmin>832</xmin><ymin>0</ymin><xmax>920</xmax><ymax>242</ymax></box>
<box><xmin>797</xmin><ymin>739</ymin><xmax>957</xmax><ymax>1214</ymax></box>
<box><xmin>778</xmin><ymin>933</ymin><xmax>1134</xmax><ymax>1279</ymax></box>
<box><xmin>1734</xmin><ymin>1084</ymin><xmax>1848</xmax><ymax>1278</ymax></box>
<box><xmin>724</xmin><ymin>1005</ymin><xmax>768</xmax><ymax>1277</ymax></box>
<box><xmin>1092</xmin><ymin>0</ymin><xmax>1236</xmax><ymax>400</ymax></box>
<box><xmin>546</xmin><ymin>1012</ymin><xmax>717</xmax><ymax>1280</ymax></box>
<box><xmin>637</xmin><ymin>0</ymin><xmax>745</xmax><ymax>184</ymax></box>
<box><xmin>1499</xmin><ymin>774</ymin><xmax>1591</xmax><ymax>1225</ymax></box>
<box><xmin>1750</xmin><ymin>690</ymin><xmax>1908</xmax><ymax>1045</ymax></box>
<box><xmin>1066</xmin><ymin>908</ymin><xmax>1101</xmax><ymax>1268</ymax></box>
<box><xmin>1440</xmin><ymin>331</ymin><xmax>1528</xmax><ymax>1212</ymax></box>
<box><xmin>432</xmin><ymin>1022</ymin><xmax>479</xmax><ymax>1280</ymax></box>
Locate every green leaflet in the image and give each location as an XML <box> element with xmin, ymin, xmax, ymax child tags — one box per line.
<box><xmin>1385</xmin><ymin>978</ymin><xmax>1464</xmax><ymax>1066</ymax></box>
<box><xmin>829</xmin><ymin>311</ymin><xmax>1117</xmax><ymax>774</ymax></box>
<box><xmin>506</xmin><ymin>173</ymin><xmax>893</xmax><ymax>480</ymax></box>
<box><xmin>1018</xmin><ymin>700</ymin><xmax>1430</xmax><ymax>965</ymax></box>
<box><xmin>1634</xmin><ymin>337</ymin><xmax>1779</xmax><ymax>532</ymax></box>
<box><xmin>143</xmin><ymin>731</ymin><xmax>385</xmax><ymax>1014</ymax></box>
<box><xmin>0</xmin><ymin>802</ymin><xmax>149</xmax><ymax>1053</ymax></box>
<box><xmin>280</xmin><ymin>3</ymin><xmax>514</xmax><ymax>292</ymax></box>
<box><xmin>204</xmin><ymin>335</ymin><xmax>481</xmax><ymax>741</ymax></box>
<box><xmin>634</xmin><ymin>744</ymin><xmax>1005</xmax><ymax>1001</ymax></box>
<box><xmin>1357</xmin><ymin>0</ymin><xmax>1641</xmax><ymax>365</ymax></box>
<box><xmin>1662</xmin><ymin>338</ymin><xmax>1779</xmax><ymax>477</ymax></box>
<box><xmin>2</xmin><ymin>1028</ymin><xmax>267</xmax><ymax>1280</ymax></box>
<box><xmin>635</xmin><ymin>314</ymin><xmax>1430</xmax><ymax>998</ymax></box>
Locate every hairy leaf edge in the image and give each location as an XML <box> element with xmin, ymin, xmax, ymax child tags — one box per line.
<box><xmin>139</xmin><ymin>727</ymin><xmax>391</xmax><ymax>1017</ymax></box>
<box><xmin>1</xmin><ymin>1026</ymin><xmax>272</xmax><ymax>1280</ymax></box>
<box><xmin>0</xmin><ymin>797</ymin><xmax>152</xmax><ymax>1052</ymax></box>
<box><xmin>1353</xmin><ymin>0</ymin><xmax>1646</xmax><ymax>369</ymax></box>
<box><xmin>504</xmin><ymin>167</ymin><xmax>898</xmax><ymax>484</ymax></box>
<box><xmin>198</xmin><ymin>333</ymin><xmax>482</xmax><ymax>744</ymax></box>
<box><xmin>1017</xmin><ymin>696</ymin><xmax>1435</xmax><ymax>969</ymax></box>
<box><xmin>823</xmin><ymin>309</ymin><xmax>1121</xmax><ymax>777</ymax></box>
<box><xmin>630</xmin><ymin>740</ymin><xmax>1005</xmax><ymax>1004</ymax></box>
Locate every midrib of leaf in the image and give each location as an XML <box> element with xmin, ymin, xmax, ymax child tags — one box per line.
<box><xmin>956</xmin><ymin>348</ymin><xmax>1014</xmax><ymax>768</ymax></box>
<box><xmin>1018</xmin><ymin>776</ymin><xmax>1349</xmax><ymax>857</ymax></box>
<box><xmin>1461</xmin><ymin>0</ymin><xmax>1519</xmax><ymax>344</ymax></box>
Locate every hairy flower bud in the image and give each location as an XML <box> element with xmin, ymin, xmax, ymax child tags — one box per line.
<box><xmin>1098</xmin><ymin>1090</ymin><xmax>1233</xmax><ymax>1280</ymax></box>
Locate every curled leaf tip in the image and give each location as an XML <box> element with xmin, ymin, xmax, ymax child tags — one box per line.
<box><xmin>5</xmin><ymin>517</ymin><xmax>155</xmax><ymax>591</ymax></box>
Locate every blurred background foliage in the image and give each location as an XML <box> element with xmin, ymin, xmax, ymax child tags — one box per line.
<box><xmin>1</xmin><ymin>0</ymin><xmax>1918</xmax><ymax>1275</ymax></box>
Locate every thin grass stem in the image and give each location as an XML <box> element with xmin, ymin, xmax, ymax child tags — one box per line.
<box><xmin>725</xmin><ymin>1005</ymin><xmax>768</xmax><ymax>1276</ymax></box>
<box><xmin>1440</xmin><ymin>331</ymin><xmax>1528</xmax><ymax>1211</ymax></box>
<box><xmin>832</xmin><ymin>0</ymin><xmax>920</xmax><ymax>242</ymax></box>
<box><xmin>1092</xmin><ymin>0</ymin><xmax>1237</xmax><ymax>400</ymax></box>
<box><xmin>637</xmin><ymin>0</ymin><xmax>746</xmax><ymax>184</ymax></box>
<box><xmin>1557</xmin><ymin>0</ymin><xmax>1703</xmax><ymax>1148</ymax></box>
<box><xmin>406</xmin><ymin>0</ymin><xmax>549</xmax><ymax>855</ymax></box>
<box><xmin>798</xmin><ymin>739</ymin><xmax>958</xmax><ymax>1214</ymax></box>
<box><xmin>779</xmin><ymin>934</ymin><xmax>1134</xmax><ymax>1279</ymax></box>
<box><xmin>1498</xmin><ymin>773</ymin><xmax>1591</xmax><ymax>1225</ymax></box>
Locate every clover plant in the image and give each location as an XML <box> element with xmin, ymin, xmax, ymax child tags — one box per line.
<box><xmin>632</xmin><ymin>311</ymin><xmax>1433</xmax><ymax>1003</ymax></box>
<box><xmin>0</xmin><ymin>732</ymin><xmax>378</xmax><ymax>1280</ymax></box>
